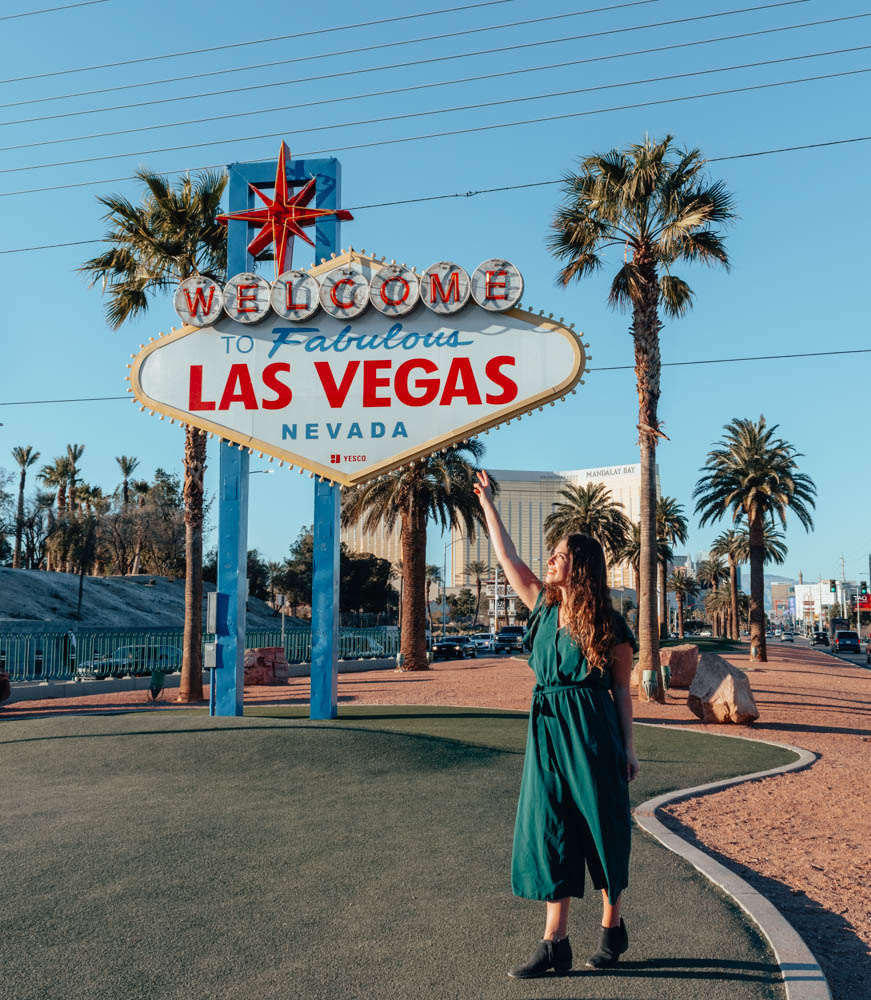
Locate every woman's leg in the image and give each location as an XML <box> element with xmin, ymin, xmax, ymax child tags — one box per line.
<box><xmin>544</xmin><ymin>898</ymin><xmax>571</xmax><ymax>939</ymax></box>
<box><xmin>600</xmin><ymin>889</ymin><xmax>622</xmax><ymax>928</ymax></box>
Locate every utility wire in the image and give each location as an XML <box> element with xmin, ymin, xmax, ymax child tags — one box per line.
<box><xmin>3</xmin><ymin>347</ymin><xmax>869</xmax><ymax>407</ymax></box>
<box><xmin>0</xmin><ymin>0</ymin><xmax>817</xmax><ymax>120</ymax></box>
<box><xmin>3</xmin><ymin>63</ymin><xmax>867</xmax><ymax>181</ymax></box>
<box><xmin>0</xmin><ymin>0</ymin><xmax>108</xmax><ymax>20</ymax></box>
<box><xmin>6</xmin><ymin>40</ymin><xmax>866</xmax><ymax>153</ymax></box>
<box><xmin>0</xmin><ymin>0</ymin><xmax>651</xmax><ymax>85</ymax></box>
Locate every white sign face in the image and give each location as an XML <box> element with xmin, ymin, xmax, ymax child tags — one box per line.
<box><xmin>133</xmin><ymin>252</ymin><xmax>586</xmax><ymax>486</ymax></box>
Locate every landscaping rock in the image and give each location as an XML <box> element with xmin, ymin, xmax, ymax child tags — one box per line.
<box><xmin>662</xmin><ymin>644</ymin><xmax>700</xmax><ymax>688</ymax></box>
<box><xmin>243</xmin><ymin>646</ymin><xmax>290</xmax><ymax>685</ymax></box>
<box><xmin>687</xmin><ymin>652</ymin><xmax>759</xmax><ymax>724</ymax></box>
<box><xmin>0</xmin><ymin>670</ymin><xmax>10</xmax><ymax>704</ymax></box>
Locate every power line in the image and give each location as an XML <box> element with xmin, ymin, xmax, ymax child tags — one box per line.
<box><xmin>0</xmin><ymin>0</ymin><xmax>651</xmax><ymax>86</ymax></box>
<box><xmin>5</xmin><ymin>61</ymin><xmax>868</xmax><ymax>177</ymax></box>
<box><xmin>3</xmin><ymin>347</ymin><xmax>870</xmax><ymax>408</ymax></box>
<box><xmin>0</xmin><ymin>0</ymin><xmax>816</xmax><ymax>121</ymax></box>
<box><xmin>0</xmin><ymin>0</ymin><xmax>108</xmax><ymax>20</ymax></box>
<box><xmin>1</xmin><ymin>132</ymin><xmax>869</xmax><ymax>226</ymax></box>
<box><xmin>6</xmin><ymin>40</ymin><xmax>866</xmax><ymax>154</ymax></box>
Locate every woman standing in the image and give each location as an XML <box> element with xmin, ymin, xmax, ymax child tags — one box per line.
<box><xmin>474</xmin><ymin>470</ymin><xmax>640</xmax><ymax>978</ymax></box>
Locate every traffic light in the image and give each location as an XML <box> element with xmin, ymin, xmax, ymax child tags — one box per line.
<box><xmin>861</xmin><ymin>581</ymin><xmax>868</xmax><ymax>596</ymax></box>
<box><xmin>830</xmin><ymin>580</ymin><xmax>837</xmax><ymax>593</ymax></box>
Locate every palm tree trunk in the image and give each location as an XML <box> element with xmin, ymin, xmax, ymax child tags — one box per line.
<box><xmin>729</xmin><ymin>558</ymin><xmax>739</xmax><ymax>640</ymax></box>
<box><xmin>659</xmin><ymin>560</ymin><xmax>668</xmax><ymax>640</ymax></box>
<box><xmin>749</xmin><ymin>512</ymin><xmax>767</xmax><ymax>661</ymax></box>
<box><xmin>13</xmin><ymin>468</ymin><xmax>26</xmax><ymax>568</ymax></box>
<box><xmin>677</xmin><ymin>594</ymin><xmax>685</xmax><ymax>638</ymax></box>
<box><xmin>633</xmin><ymin>263</ymin><xmax>664</xmax><ymax>702</ymax></box>
<box><xmin>400</xmin><ymin>499</ymin><xmax>428</xmax><ymax>671</ymax></box>
<box><xmin>474</xmin><ymin>578</ymin><xmax>482</xmax><ymax>624</ymax></box>
<box><xmin>178</xmin><ymin>427</ymin><xmax>207</xmax><ymax>702</ymax></box>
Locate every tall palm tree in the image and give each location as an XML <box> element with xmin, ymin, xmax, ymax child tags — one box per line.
<box><xmin>11</xmin><ymin>446</ymin><xmax>40</xmax><ymax>569</ymax></box>
<box><xmin>697</xmin><ymin>556</ymin><xmax>727</xmax><ymax>596</ymax></box>
<box><xmin>465</xmin><ymin>559</ymin><xmax>490</xmax><ymax>624</ymax></box>
<box><xmin>735</xmin><ymin>524</ymin><xmax>788</xmax><ymax>568</ymax></box>
<box><xmin>544</xmin><ymin>482</ymin><xmax>632</xmax><ymax>559</ymax></box>
<box><xmin>65</xmin><ymin>443</ymin><xmax>85</xmax><ymax>513</ymax></box>
<box><xmin>705</xmin><ymin>586</ymin><xmax>732</xmax><ymax>638</ymax></box>
<box><xmin>116</xmin><ymin>455</ymin><xmax>140</xmax><ymax>508</ymax></box>
<box><xmin>81</xmin><ymin>167</ymin><xmax>228</xmax><ymax>702</ymax></box>
<box><xmin>656</xmin><ymin>496</ymin><xmax>688</xmax><ymax>639</ymax></box>
<box><xmin>341</xmin><ymin>443</ymin><xmax>489</xmax><ymax>670</ymax></box>
<box><xmin>711</xmin><ymin>529</ymin><xmax>744</xmax><ymax>640</ymax></box>
<box><xmin>425</xmin><ymin>565</ymin><xmax>442</xmax><ymax>626</ymax></box>
<box><xmin>549</xmin><ymin>135</ymin><xmax>733</xmax><ymax>699</ymax></box>
<box><xmin>694</xmin><ymin>416</ymin><xmax>815</xmax><ymax>661</ymax></box>
<box><xmin>668</xmin><ymin>567</ymin><xmax>699</xmax><ymax>639</ymax></box>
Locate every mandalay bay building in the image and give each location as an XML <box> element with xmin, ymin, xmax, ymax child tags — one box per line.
<box><xmin>341</xmin><ymin>463</ymin><xmax>659</xmax><ymax>595</ymax></box>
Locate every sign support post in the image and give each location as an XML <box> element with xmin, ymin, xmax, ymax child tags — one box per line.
<box><xmin>212</xmin><ymin>155</ymin><xmax>342</xmax><ymax>718</ymax></box>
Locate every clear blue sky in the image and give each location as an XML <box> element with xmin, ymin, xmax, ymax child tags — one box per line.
<box><xmin>1</xmin><ymin>0</ymin><xmax>869</xmax><ymax>582</ymax></box>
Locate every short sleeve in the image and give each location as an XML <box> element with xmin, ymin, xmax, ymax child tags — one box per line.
<box><xmin>612</xmin><ymin>611</ymin><xmax>639</xmax><ymax>653</ymax></box>
<box><xmin>523</xmin><ymin>588</ymin><xmax>546</xmax><ymax>652</ymax></box>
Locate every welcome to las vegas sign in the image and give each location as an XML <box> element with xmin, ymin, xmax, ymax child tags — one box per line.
<box><xmin>127</xmin><ymin>249</ymin><xmax>588</xmax><ymax>487</ymax></box>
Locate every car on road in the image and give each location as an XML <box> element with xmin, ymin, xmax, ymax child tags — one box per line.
<box><xmin>495</xmin><ymin>626</ymin><xmax>526</xmax><ymax>652</ymax></box>
<box><xmin>811</xmin><ymin>631</ymin><xmax>830</xmax><ymax>646</ymax></box>
<box><xmin>832</xmin><ymin>630</ymin><xmax>861</xmax><ymax>654</ymax></box>
<box><xmin>470</xmin><ymin>633</ymin><xmax>496</xmax><ymax>653</ymax></box>
<box><xmin>431</xmin><ymin>635</ymin><xmax>478</xmax><ymax>660</ymax></box>
<box><xmin>780</xmin><ymin>631</ymin><xmax>794</xmax><ymax>642</ymax></box>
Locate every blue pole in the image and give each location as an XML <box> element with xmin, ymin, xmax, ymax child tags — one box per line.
<box><xmin>310</xmin><ymin>158</ymin><xmax>341</xmax><ymax>720</ymax></box>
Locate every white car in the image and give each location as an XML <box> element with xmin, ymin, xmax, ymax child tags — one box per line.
<box><xmin>471</xmin><ymin>633</ymin><xmax>496</xmax><ymax>653</ymax></box>
<box><xmin>780</xmin><ymin>632</ymin><xmax>794</xmax><ymax>642</ymax></box>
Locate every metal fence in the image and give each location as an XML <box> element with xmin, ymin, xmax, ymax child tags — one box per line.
<box><xmin>0</xmin><ymin>627</ymin><xmax>399</xmax><ymax>683</ymax></box>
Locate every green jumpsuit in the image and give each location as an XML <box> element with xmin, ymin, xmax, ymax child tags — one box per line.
<box><xmin>511</xmin><ymin>590</ymin><xmax>637</xmax><ymax>904</ymax></box>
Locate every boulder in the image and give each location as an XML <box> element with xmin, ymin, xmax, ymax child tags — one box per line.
<box><xmin>661</xmin><ymin>644</ymin><xmax>699</xmax><ymax>688</ymax></box>
<box><xmin>243</xmin><ymin>646</ymin><xmax>290</xmax><ymax>685</ymax></box>
<box><xmin>0</xmin><ymin>670</ymin><xmax>10</xmax><ymax>705</ymax></box>
<box><xmin>687</xmin><ymin>652</ymin><xmax>759</xmax><ymax>725</ymax></box>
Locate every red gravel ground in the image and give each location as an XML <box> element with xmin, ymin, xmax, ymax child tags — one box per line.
<box><xmin>3</xmin><ymin>642</ymin><xmax>868</xmax><ymax>998</ymax></box>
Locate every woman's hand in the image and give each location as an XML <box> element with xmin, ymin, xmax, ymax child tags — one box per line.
<box><xmin>474</xmin><ymin>469</ymin><xmax>494</xmax><ymax>508</ymax></box>
<box><xmin>625</xmin><ymin>749</ymin><xmax>640</xmax><ymax>783</ymax></box>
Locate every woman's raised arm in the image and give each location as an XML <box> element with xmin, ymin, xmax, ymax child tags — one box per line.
<box><xmin>474</xmin><ymin>470</ymin><xmax>542</xmax><ymax>610</ymax></box>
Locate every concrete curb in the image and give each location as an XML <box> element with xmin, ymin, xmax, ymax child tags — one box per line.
<box><xmin>633</xmin><ymin>723</ymin><xmax>830</xmax><ymax>1000</ymax></box>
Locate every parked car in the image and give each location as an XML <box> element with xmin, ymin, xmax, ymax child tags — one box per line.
<box><xmin>471</xmin><ymin>633</ymin><xmax>496</xmax><ymax>653</ymax></box>
<box><xmin>832</xmin><ymin>630</ymin><xmax>861</xmax><ymax>654</ymax></box>
<box><xmin>495</xmin><ymin>625</ymin><xmax>526</xmax><ymax>652</ymax></box>
<box><xmin>811</xmin><ymin>631</ymin><xmax>830</xmax><ymax>646</ymax></box>
<box><xmin>780</xmin><ymin>631</ymin><xmax>794</xmax><ymax>642</ymax></box>
<box><xmin>431</xmin><ymin>635</ymin><xmax>478</xmax><ymax>661</ymax></box>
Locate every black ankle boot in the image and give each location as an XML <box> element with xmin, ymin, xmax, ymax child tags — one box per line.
<box><xmin>508</xmin><ymin>936</ymin><xmax>573</xmax><ymax>979</ymax></box>
<box><xmin>585</xmin><ymin>918</ymin><xmax>628</xmax><ymax>968</ymax></box>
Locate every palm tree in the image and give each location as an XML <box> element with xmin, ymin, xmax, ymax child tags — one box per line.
<box><xmin>697</xmin><ymin>556</ymin><xmax>727</xmax><ymax>596</ymax></box>
<box><xmin>465</xmin><ymin>559</ymin><xmax>490</xmax><ymax>625</ymax></box>
<box><xmin>65</xmin><ymin>443</ymin><xmax>85</xmax><ymax>513</ymax></box>
<box><xmin>711</xmin><ymin>529</ymin><xmax>744</xmax><ymax>640</ymax></box>
<box><xmin>549</xmin><ymin>135</ymin><xmax>733</xmax><ymax>698</ymax></box>
<box><xmin>694</xmin><ymin>416</ymin><xmax>815</xmax><ymax>661</ymax></box>
<box><xmin>705</xmin><ymin>586</ymin><xmax>732</xmax><ymax>638</ymax></box>
<box><xmin>656</xmin><ymin>496</ymin><xmax>688</xmax><ymax>639</ymax></box>
<box><xmin>425</xmin><ymin>565</ymin><xmax>442</xmax><ymax>627</ymax></box>
<box><xmin>81</xmin><ymin>167</ymin><xmax>228</xmax><ymax>703</ymax></box>
<box><xmin>544</xmin><ymin>481</ymin><xmax>632</xmax><ymax>560</ymax></box>
<box><xmin>37</xmin><ymin>458</ymin><xmax>68</xmax><ymax>519</ymax></box>
<box><xmin>735</xmin><ymin>524</ymin><xmax>788</xmax><ymax>568</ymax></box>
<box><xmin>341</xmin><ymin>443</ymin><xmax>489</xmax><ymax>670</ymax></box>
<box><xmin>116</xmin><ymin>455</ymin><xmax>140</xmax><ymax>508</ymax></box>
<box><xmin>668</xmin><ymin>567</ymin><xmax>699</xmax><ymax>639</ymax></box>
<box><xmin>11</xmin><ymin>446</ymin><xmax>40</xmax><ymax>569</ymax></box>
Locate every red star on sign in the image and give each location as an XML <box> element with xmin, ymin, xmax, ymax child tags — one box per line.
<box><xmin>217</xmin><ymin>142</ymin><xmax>353</xmax><ymax>276</ymax></box>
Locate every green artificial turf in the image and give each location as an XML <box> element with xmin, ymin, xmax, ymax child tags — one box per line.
<box><xmin>0</xmin><ymin>707</ymin><xmax>797</xmax><ymax>1000</ymax></box>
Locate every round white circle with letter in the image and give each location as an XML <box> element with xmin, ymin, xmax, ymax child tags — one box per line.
<box><xmin>271</xmin><ymin>270</ymin><xmax>321</xmax><ymax>321</ymax></box>
<box><xmin>471</xmin><ymin>259</ymin><xmax>523</xmax><ymax>311</ymax></box>
<box><xmin>319</xmin><ymin>265</ymin><xmax>369</xmax><ymax>319</ymax></box>
<box><xmin>223</xmin><ymin>273</ymin><xmax>271</xmax><ymax>324</ymax></box>
<box><xmin>419</xmin><ymin>261</ymin><xmax>470</xmax><ymax>314</ymax></box>
<box><xmin>369</xmin><ymin>264</ymin><xmax>420</xmax><ymax>317</ymax></box>
<box><xmin>174</xmin><ymin>276</ymin><xmax>224</xmax><ymax>327</ymax></box>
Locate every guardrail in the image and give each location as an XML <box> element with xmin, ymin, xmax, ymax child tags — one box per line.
<box><xmin>0</xmin><ymin>627</ymin><xmax>400</xmax><ymax>682</ymax></box>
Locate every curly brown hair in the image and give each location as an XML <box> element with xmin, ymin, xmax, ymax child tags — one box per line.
<box><xmin>544</xmin><ymin>533</ymin><xmax>616</xmax><ymax>672</ymax></box>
